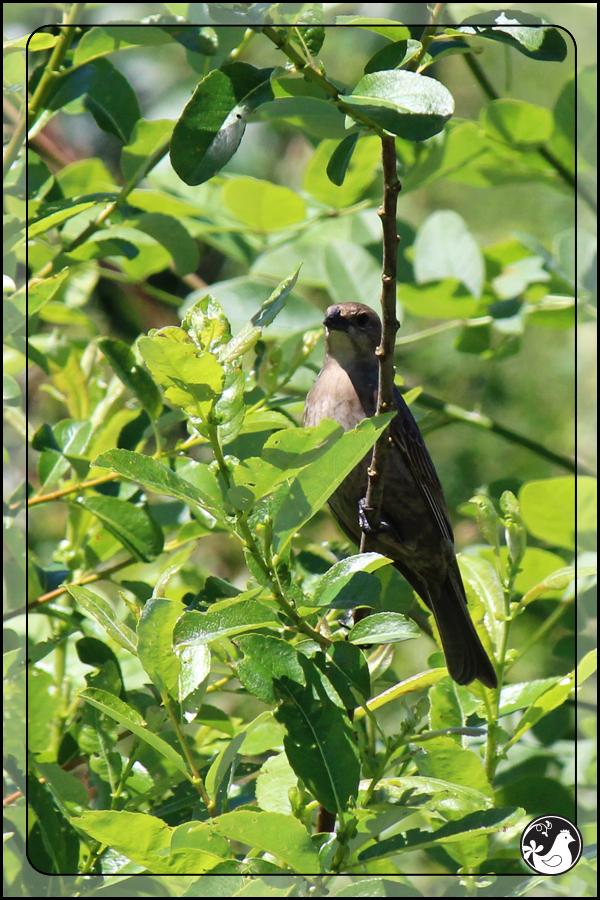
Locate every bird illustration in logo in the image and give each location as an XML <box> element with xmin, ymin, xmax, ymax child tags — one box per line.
<box><xmin>523</xmin><ymin>829</ymin><xmax>575</xmax><ymax>874</ymax></box>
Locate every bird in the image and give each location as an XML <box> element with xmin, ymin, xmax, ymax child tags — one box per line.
<box><xmin>304</xmin><ymin>301</ymin><xmax>497</xmax><ymax>689</ymax></box>
<box><xmin>523</xmin><ymin>830</ymin><xmax>575</xmax><ymax>874</ymax></box>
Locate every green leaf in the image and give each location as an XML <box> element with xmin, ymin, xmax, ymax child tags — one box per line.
<box><xmin>519</xmin><ymin>477</ymin><xmax>596</xmax><ymax>551</ymax></box>
<box><xmin>173</xmin><ymin>592</ymin><xmax>279</xmax><ymax>646</ymax></box>
<box><xmin>205</xmin><ymin>731</ymin><xmax>246</xmax><ymax>804</ymax></box>
<box><xmin>255</xmin><ymin>751</ymin><xmax>296</xmax><ymax>815</ymax></box>
<box><xmin>169</xmin><ymin>823</ymin><xmax>233</xmax><ymax>875</ymax></box>
<box><xmin>127</xmin><ymin>188</ymin><xmax>201</xmax><ymax>217</ymax></box>
<box><xmin>521</xmin><ymin>565</ymin><xmax>595</xmax><ymax>607</ymax></box>
<box><xmin>273</xmin><ymin>661</ymin><xmax>361</xmax><ymax>816</ymax></box>
<box><xmin>39</xmin><ymin>63</ymin><xmax>96</xmax><ymax>111</ymax></box>
<box><xmin>347</xmin><ymin>612</ymin><xmax>420</xmax><ymax>644</ymax></box>
<box><xmin>121</xmin><ymin>118</ymin><xmax>174</xmax><ymax>182</ymax></box>
<box><xmin>158</xmin><ymin>24</ymin><xmax>219</xmax><ymax>56</ymax></box>
<box><xmin>4</xmin><ymin>299</ymin><xmax>25</xmax><ymax>339</ymax></box>
<box><xmin>222</xmin><ymin>177</ymin><xmax>306</xmax><ymax>232</ymax></box>
<box><xmin>75</xmin><ymin>809</ymin><xmax>174</xmax><ymax>872</ymax></box>
<box><xmin>251</xmin><ymin>264</ymin><xmax>303</xmax><ymax>331</ymax></box>
<box><xmin>414</xmin><ymin>211</ymin><xmax>484</xmax><ymax>299</ymax></box>
<box><xmin>27</xmin><ymin>268</ymin><xmax>70</xmax><ymax>317</ymax></box>
<box><xmin>27</xmin><ymin>200</ymin><xmax>102</xmax><ymax>239</ymax></box>
<box><xmin>94</xmin><ymin>448</ymin><xmax>225</xmax><ymax>522</ymax></box>
<box><xmin>67</xmin><ymin>585</ymin><xmax>137</xmax><ymax>654</ymax></box>
<box><xmin>29</xmin><ymin>668</ymin><xmax>62</xmax><ymax>756</ymax></box>
<box><xmin>36</xmin><ymin>57</ymin><xmax>139</xmax><ymax>141</ymax></box>
<box><xmin>237</xmin><ymin>634</ymin><xmax>307</xmax><ymax>705</ymax></box>
<box><xmin>457</xmin><ymin>554</ymin><xmax>503</xmax><ymax>655</ymax></box>
<box><xmin>319</xmin><ymin>641</ymin><xmax>371</xmax><ymax>707</ymax></box>
<box><xmin>310</xmin><ymin>552</ymin><xmax>392</xmax><ymax>609</ymax></box>
<box><xmin>170</xmin><ymin>63</ymin><xmax>274</xmax><ymax>185</ymax></box>
<box><xmin>413</xmin><ymin>735</ymin><xmax>492</xmax><ymax>798</ymax></box>
<box><xmin>498</xmin><ymin>677</ymin><xmax>566</xmax><ymax>717</ymax></box>
<box><xmin>420</xmin><ymin>38</ymin><xmax>473</xmax><ymax>70</ymax></box>
<box><xmin>478</xmin><ymin>546</ymin><xmax>570</xmax><ymax>600</ymax></box>
<box><xmin>98</xmin><ymin>338</ymin><xmax>162</xmax><ymax>420</ymax></box>
<box><xmin>507</xmin><ymin>652</ymin><xmax>596</xmax><ymax>748</ymax></box>
<box><xmin>492</xmin><ymin>255</ymin><xmax>549</xmax><ymax>299</ymax></box>
<box><xmin>455</xmin><ymin>321</ymin><xmax>492</xmax><ymax>355</ymax></box>
<box><xmin>214</xmin><ymin>366</ymin><xmax>246</xmax><ymax>445</ymax></box>
<box><xmin>210</xmin><ymin>810</ymin><xmax>319</xmax><ymax>873</ymax></box>
<box><xmin>325</xmin><ymin>133</ymin><xmax>359</xmax><ymax>186</ymax></box>
<box><xmin>335</xmin><ymin>18</ymin><xmax>411</xmax><ymax>43</ymax></box>
<box><xmin>274</xmin><ymin>413</ymin><xmax>395</xmax><ymax>553</ymax></box>
<box><xmin>456</xmin><ymin>11</ymin><xmax>568</xmax><ymax>62</ymax></box>
<box><xmin>33</xmin><ymin>761</ymin><xmax>89</xmax><ymax>816</ymax></box>
<box><xmin>526</xmin><ymin>295</ymin><xmax>576</xmax><ymax>330</ymax></box>
<box><xmin>323</xmin><ymin>240</ymin><xmax>381</xmax><ymax>307</ymax></box>
<box><xmin>399</xmin><ymin>279</ymin><xmax>479</xmax><ymax>319</ymax></box>
<box><xmin>482</xmin><ymin>100</ymin><xmax>554</xmax><ymax>146</ymax></box>
<box><xmin>357</xmin><ymin>807</ymin><xmax>523</xmax><ymax>862</ymax></box>
<box><xmin>137</xmin><ymin>327</ymin><xmax>224</xmax><ymax>429</ymax></box>
<box><xmin>304</xmin><ymin>135</ymin><xmax>381</xmax><ymax>207</ymax></box>
<box><xmin>137</xmin><ymin>597</ymin><xmax>182</xmax><ymax>697</ymax></box>
<box><xmin>229</xmin><ymin>419</ymin><xmax>348</xmax><ymax>513</ymax></box>
<box><xmin>5</xmin><ymin>32</ymin><xmax>59</xmax><ymax>52</ymax></box>
<box><xmin>73</xmin><ymin>25</ymin><xmax>172</xmax><ymax>66</ymax></box>
<box><xmin>363</xmin><ymin>39</ymin><xmax>421</xmax><ymax>74</ymax></box>
<box><xmin>75</xmin><ymin>495</ymin><xmax>164</xmax><ymax>562</ymax></box>
<box><xmin>183</xmin><ymin>294</ymin><xmax>233</xmax><ymax>354</ymax></box>
<box><xmin>83</xmin><ymin>57</ymin><xmax>141</xmax><ymax>143</ymax></box>
<box><xmin>130</xmin><ymin>212</ymin><xmax>199</xmax><ymax>276</ymax></box>
<box><xmin>79</xmin><ymin>688</ymin><xmax>189</xmax><ymax>774</ymax></box>
<box><xmin>380</xmin><ymin>774</ymin><xmax>493</xmax><ymax>818</ymax></box>
<box><xmin>428</xmin><ymin>678</ymin><xmax>463</xmax><ymax>744</ymax></box>
<box><xmin>35</xmin><ymin>419</ymin><xmax>92</xmax><ymax>489</ymax></box>
<box><xmin>176</xmin><ymin>640</ymin><xmax>211</xmax><ymax>704</ymax></box>
<box><xmin>344</xmin><ymin>70</ymin><xmax>454</xmax><ymax>142</ymax></box>
<box><xmin>257</xmin><ymin>96</ymin><xmax>348</xmax><ymax>140</ymax></box>
<box><xmin>3</xmin><ymin>373</ymin><xmax>20</xmax><ymax>403</ymax></box>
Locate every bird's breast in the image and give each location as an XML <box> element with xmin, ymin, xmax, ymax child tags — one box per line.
<box><xmin>304</xmin><ymin>360</ymin><xmax>375</xmax><ymax>430</ymax></box>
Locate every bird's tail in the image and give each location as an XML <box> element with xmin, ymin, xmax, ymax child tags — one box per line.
<box><xmin>429</xmin><ymin>568</ymin><xmax>498</xmax><ymax>689</ymax></box>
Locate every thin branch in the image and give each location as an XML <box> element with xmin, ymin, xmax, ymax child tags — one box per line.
<box><xmin>462</xmin><ymin>47</ymin><xmax>596</xmax><ymax>215</ymax></box>
<box><xmin>406</xmin><ymin>3</ymin><xmax>448</xmax><ymax>71</ymax></box>
<box><xmin>400</xmin><ymin>387</ymin><xmax>591</xmax><ymax>476</ymax></box>
<box><xmin>28</xmin><ymin>473</ymin><xmax>119</xmax><ymax>507</ymax></box>
<box><xmin>360</xmin><ymin>135</ymin><xmax>401</xmax><ymax>551</ymax></box>
<box><xmin>3</xmin><ymin>4</ymin><xmax>86</xmax><ymax>179</ymax></box>
<box><xmin>261</xmin><ymin>25</ymin><xmax>388</xmax><ymax>138</ymax></box>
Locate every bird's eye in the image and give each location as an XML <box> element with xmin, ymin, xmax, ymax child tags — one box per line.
<box><xmin>356</xmin><ymin>312</ymin><xmax>370</xmax><ymax>326</ymax></box>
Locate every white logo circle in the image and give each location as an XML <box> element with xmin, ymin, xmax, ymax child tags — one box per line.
<box><xmin>520</xmin><ymin>815</ymin><xmax>583</xmax><ymax>875</ymax></box>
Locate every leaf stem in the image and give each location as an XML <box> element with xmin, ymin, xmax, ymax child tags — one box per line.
<box><xmin>161</xmin><ymin>690</ymin><xmax>214</xmax><ymax>812</ymax></box>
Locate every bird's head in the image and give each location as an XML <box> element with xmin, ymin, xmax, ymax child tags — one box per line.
<box><xmin>323</xmin><ymin>303</ymin><xmax>382</xmax><ymax>364</ymax></box>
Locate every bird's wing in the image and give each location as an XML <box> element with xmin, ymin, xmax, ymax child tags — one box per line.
<box><xmin>390</xmin><ymin>387</ymin><xmax>455</xmax><ymax>542</ymax></box>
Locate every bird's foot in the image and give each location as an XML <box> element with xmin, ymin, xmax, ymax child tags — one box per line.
<box><xmin>358</xmin><ymin>499</ymin><xmax>393</xmax><ymax>537</ymax></box>
<box><xmin>358</xmin><ymin>498</ymin><xmax>414</xmax><ymax>549</ymax></box>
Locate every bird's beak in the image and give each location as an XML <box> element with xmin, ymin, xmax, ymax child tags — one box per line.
<box><xmin>323</xmin><ymin>306</ymin><xmax>349</xmax><ymax>332</ymax></box>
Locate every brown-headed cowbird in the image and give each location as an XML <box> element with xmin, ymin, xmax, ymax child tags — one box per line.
<box><xmin>304</xmin><ymin>302</ymin><xmax>497</xmax><ymax>689</ymax></box>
